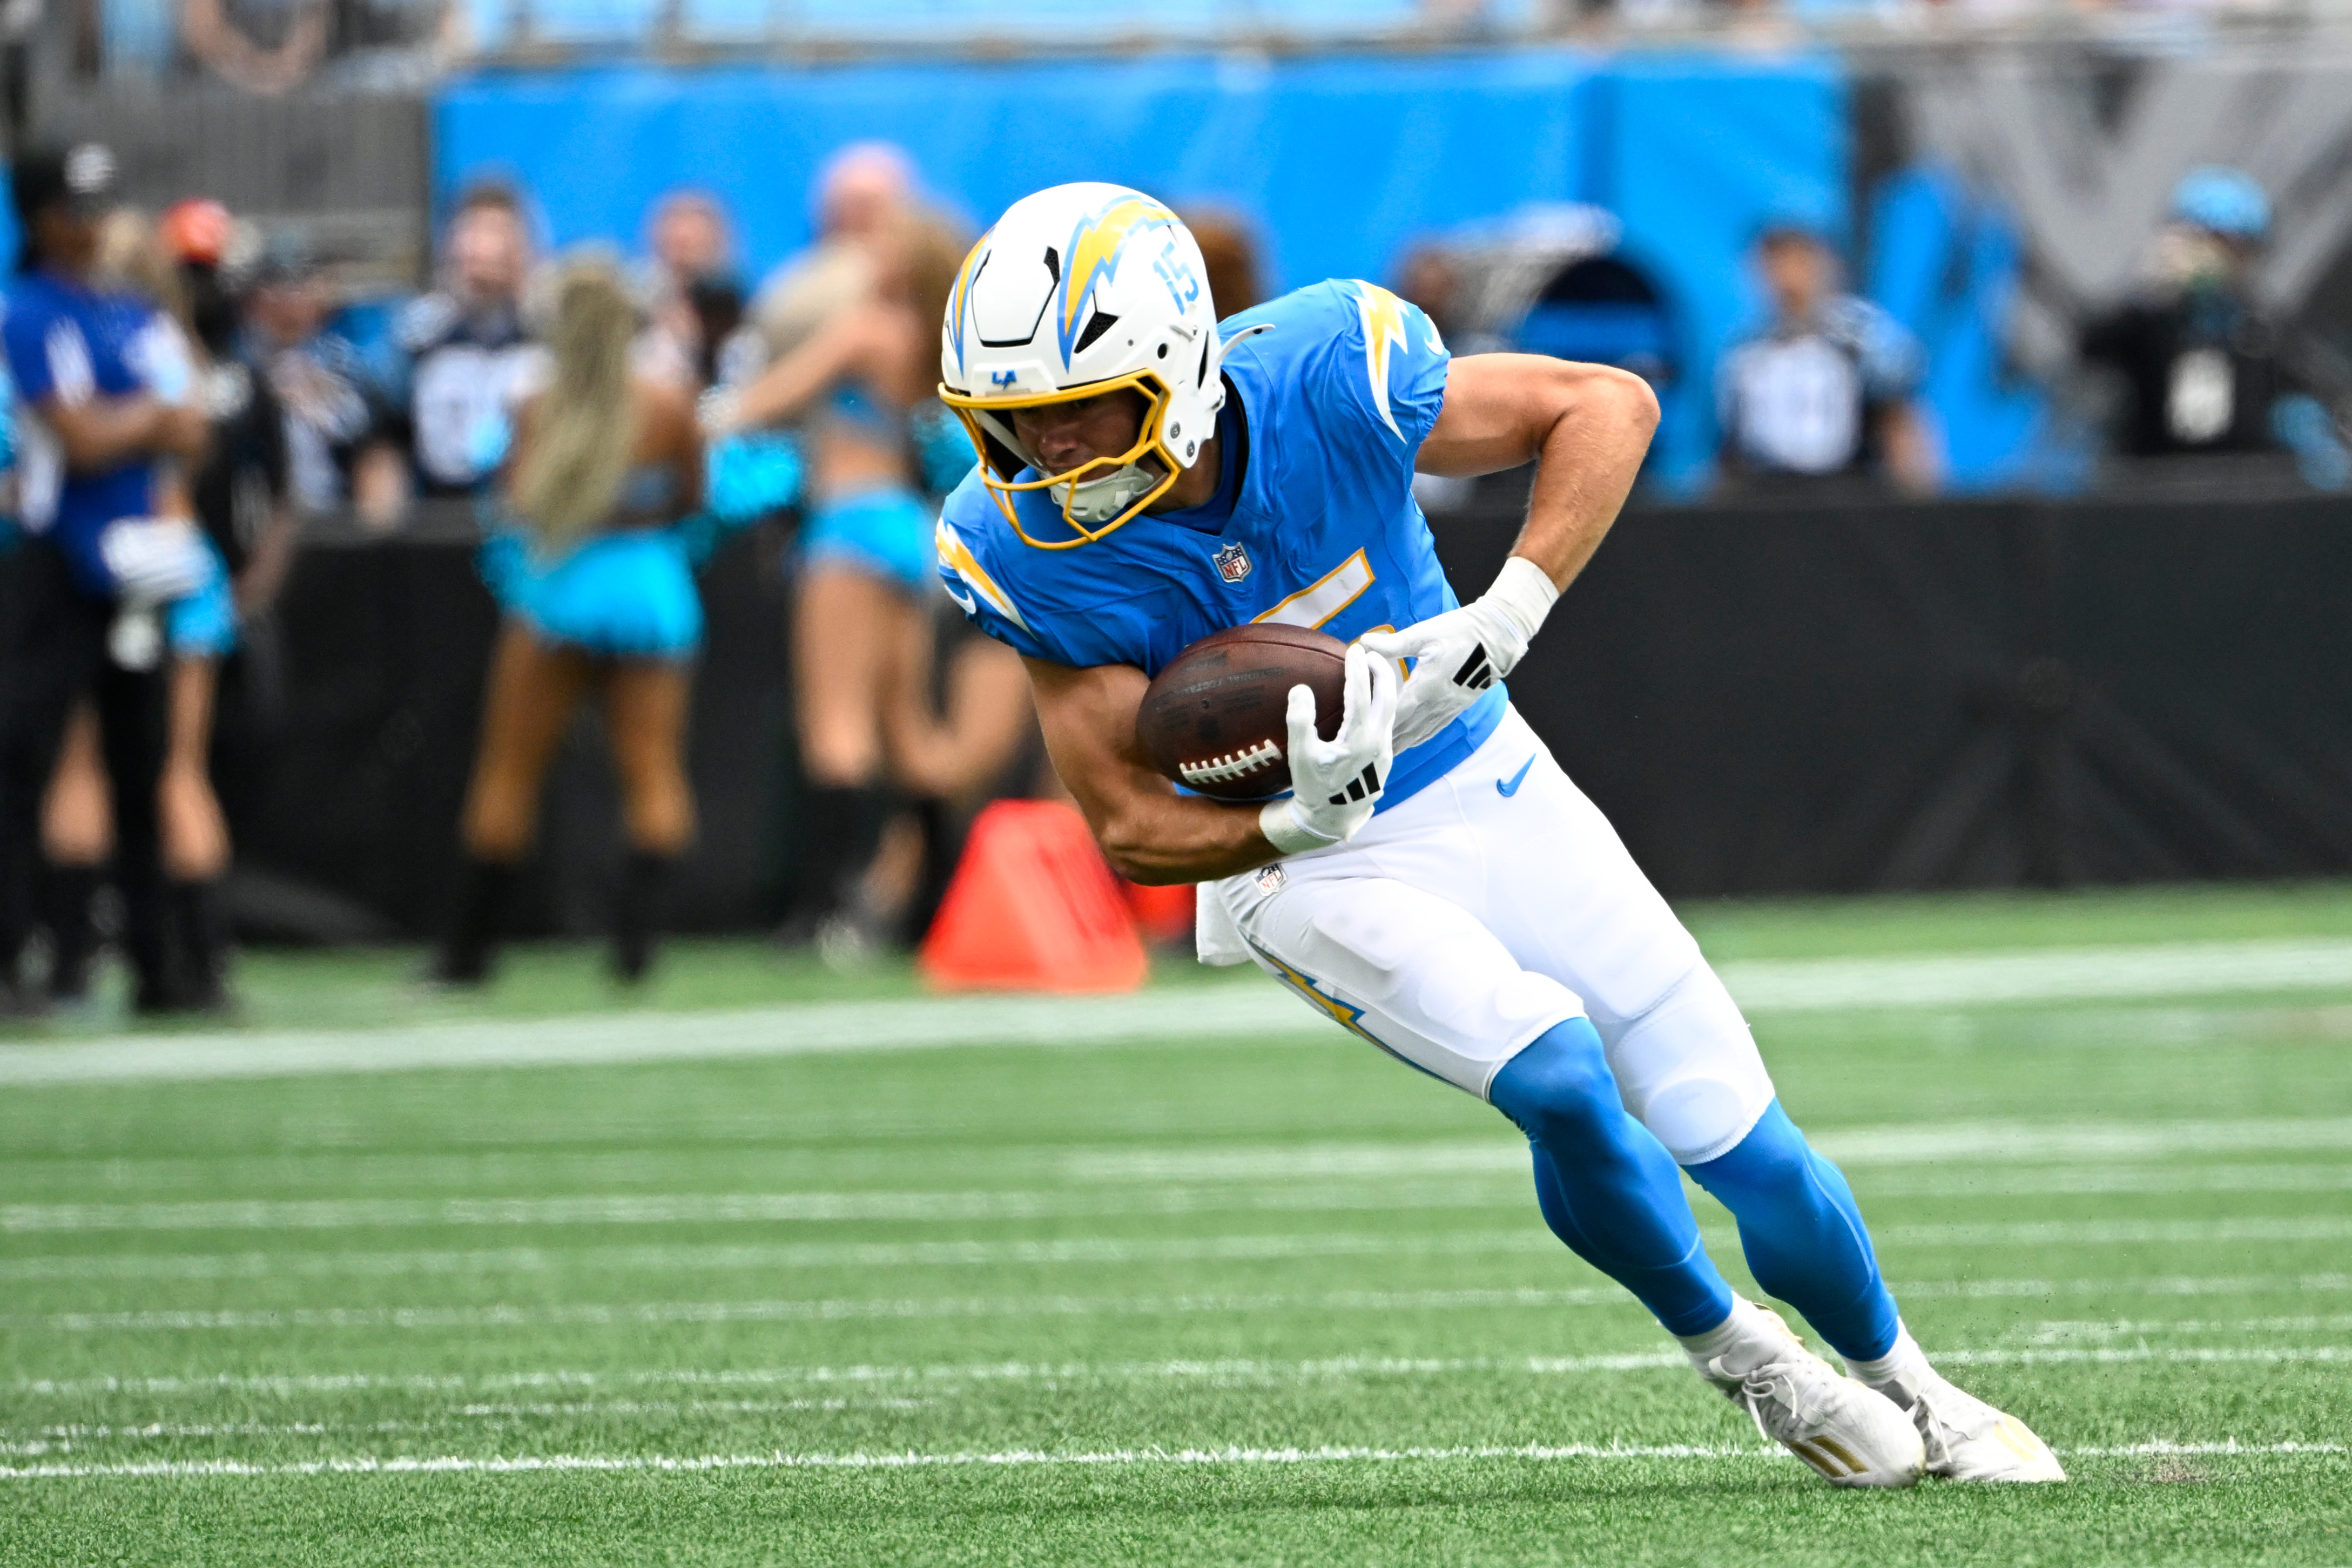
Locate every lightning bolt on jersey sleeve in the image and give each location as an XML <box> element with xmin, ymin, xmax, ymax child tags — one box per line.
<box><xmin>1312</xmin><ymin>279</ymin><xmax>1451</xmax><ymax>468</ymax></box>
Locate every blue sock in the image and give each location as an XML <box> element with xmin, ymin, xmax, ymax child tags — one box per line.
<box><xmin>1490</xmin><ymin>1018</ymin><xmax>1735</xmax><ymax>1336</ymax></box>
<box><xmin>1684</xmin><ymin>1100</ymin><xmax>1901</xmax><ymax>1363</ymax></box>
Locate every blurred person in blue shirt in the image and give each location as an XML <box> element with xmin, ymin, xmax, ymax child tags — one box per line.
<box><xmin>1717</xmin><ymin>222</ymin><xmax>1939</xmax><ymax>496</ymax></box>
<box><xmin>37</xmin><ymin>201</ymin><xmax>273</xmax><ymax>1011</ymax></box>
<box><xmin>0</xmin><ymin>144</ymin><xmax>215</xmax><ymax>1016</ymax></box>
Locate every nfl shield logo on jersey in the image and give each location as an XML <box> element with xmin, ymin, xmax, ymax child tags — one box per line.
<box><xmin>1214</xmin><ymin>543</ymin><xmax>1252</xmax><ymax>584</ymax></box>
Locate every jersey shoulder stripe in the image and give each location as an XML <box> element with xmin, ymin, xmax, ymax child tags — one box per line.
<box><xmin>935</xmin><ymin>513</ymin><xmax>1029</xmax><ymax>633</ymax></box>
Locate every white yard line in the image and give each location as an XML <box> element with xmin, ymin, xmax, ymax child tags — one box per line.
<box><xmin>24</xmin><ymin>1277</ymin><xmax>2352</xmax><ymax>1337</ymax></box>
<box><xmin>0</xmin><ymin>1184</ymin><xmax>1533</xmax><ymax>1235</ymax></box>
<box><xmin>14</xmin><ymin>1182</ymin><xmax>2351</xmax><ymax>1243</ymax></box>
<box><xmin>1881</xmin><ymin>1217</ymin><xmax>2352</xmax><ymax>1247</ymax></box>
<box><xmin>10</xmin><ymin>1220</ymin><xmax>2352</xmax><ymax>1288</ymax></box>
<box><xmin>9</xmin><ymin>936</ymin><xmax>2352</xmax><ymax>1086</ymax></box>
<box><xmin>1</xmin><ymin>1230</ymin><xmax>1569</xmax><ymax>1281</ymax></box>
<box><xmin>20</xmin><ymin>1334</ymin><xmax>2352</xmax><ymax>1403</ymax></box>
<box><xmin>18</xmin><ymin>1288</ymin><xmax>1642</xmax><ymax>1335</ymax></box>
<box><xmin>1067</xmin><ymin>1119</ymin><xmax>2352</xmax><ymax>1182</ymax></box>
<box><xmin>22</xmin><ymin>1121</ymin><xmax>2352</xmax><ymax>1194</ymax></box>
<box><xmin>1718</xmin><ymin>938</ymin><xmax>2352</xmax><ymax>1011</ymax></box>
<box><xmin>0</xmin><ymin>1437</ymin><xmax>2340</xmax><ymax>1482</ymax></box>
<box><xmin>0</xmin><ymin>1401</ymin><xmax>923</xmax><ymax>1453</ymax></box>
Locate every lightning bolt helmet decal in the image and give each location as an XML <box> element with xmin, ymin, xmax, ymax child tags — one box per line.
<box><xmin>1055</xmin><ymin>194</ymin><xmax>1179</xmax><ymax>368</ymax></box>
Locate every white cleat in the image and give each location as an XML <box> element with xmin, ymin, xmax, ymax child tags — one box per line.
<box><xmin>1696</xmin><ymin>1307</ymin><xmax>1926</xmax><ymax>1489</ymax></box>
<box><xmin>1871</xmin><ymin>1366</ymin><xmax>2067</xmax><ymax>1483</ymax></box>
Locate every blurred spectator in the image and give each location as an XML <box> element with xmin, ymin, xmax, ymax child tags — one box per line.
<box><xmin>745</xmin><ymin>143</ymin><xmax>914</xmax><ymax>375</ymax></box>
<box><xmin>42</xmin><ymin>201</ymin><xmax>288</xmax><ymax>1010</ymax></box>
<box><xmin>0</xmin><ymin>144</ymin><xmax>212</xmax><ymax>1016</ymax></box>
<box><xmin>706</xmin><ymin>206</ymin><xmax>977</xmax><ymax>957</ymax></box>
<box><xmin>96</xmin><ymin>0</ymin><xmax>449</xmax><ymax>87</ymax></box>
<box><xmin>2079</xmin><ymin>167</ymin><xmax>2348</xmax><ymax>488</ymax></box>
<box><xmin>242</xmin><ymin>227</ymin><xmax>399</xmax><ymax>521</ymax></box>
<box><xmin>1716</xmin><ymin>222</ymin><xmax>1939</xmax><ymax>496</ymax></box>
<box><xmin>392</xmin><ymin>182</ymin><xmax>537</xmax><ymax>499</ymax></box>
<box><xmin>639</xmin><ymin>189</ymin><xmax>746</xmax><ymax>393</ymax></box>
<box><xmin>167</xmin><ymin>203</ymin><xmax>303</xmax><ymax>894</ymax></box>
<box><xmin>161</xmin><ymin>202</ymin><xmax>302</xmax><ymax>624</ymax></box>
<box><xmin>178</xmin><ymin>0</ymin><xmax>326</xmax><ymax>93</ymax></box>
<box><xmin>1179</xmin><ymin>208</ymin><xmax>1265</xmax><ymax>319</ymax></box>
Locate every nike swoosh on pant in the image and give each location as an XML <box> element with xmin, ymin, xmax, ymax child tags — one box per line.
<box><xmin>1497</xmin><ymin>756</ymin><xmax>1535</xmax><ymax>797</ymax></box>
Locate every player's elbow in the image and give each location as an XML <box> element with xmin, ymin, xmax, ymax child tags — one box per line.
<box><xmin>1096</xmin><ymin>822</ymin><xmax>1171</xmax><ymax>886</ymax></box>
<box><xmin>1574</xmin><ymin>362</ymin><xmax>1660</xmax><ymax>441</ymax></box>
<box><xmin>1094</xmin><ymin>807</ymin><xmax>1194</xmax><ymax>886</ymax></box>
<box><xmin>1534</xmin><ymin>361</ymin><xmax>1657</xmax><ymax>474</ymax></box>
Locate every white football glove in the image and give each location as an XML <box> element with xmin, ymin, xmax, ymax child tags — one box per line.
<box><xmin>1359</xmin><ymin>556</ymin><xmax>1560</xmax><ymax>751</ymax></box>
<box><xmin>98</xmin><ymin>517</ymin><xmax>212</xmax><ymax>604</ymax></box>
<box><xmin>1258</xmin><ymin>643</ymin><xmax>1398</xmax><ymax>856</ymax></box>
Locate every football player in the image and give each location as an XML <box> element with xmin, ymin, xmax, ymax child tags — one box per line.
<box><xmin>934</xmin><ymin>183</ymin><xmax>2061</xmax><ymax>1488</ymax></box>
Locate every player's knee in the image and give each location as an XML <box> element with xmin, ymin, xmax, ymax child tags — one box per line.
<box><xmin>1641</xmin><ymin>1075</ymin><xmax>1774</xmax><ymax>1166</ymax></box>
<box><xmin>1488</xmin><ymin>1017</ymin><xmax>1623</xmax><ymax>1148</ymax></box>
<box><xmin>1683</xmin><ymin>1100</ymin><xmax>1814</xmax><ymax>1198</ymax></box>
<box><xmin>1611</xmin><ymin>968</ymin><xmax>1776</xmax><ymax>1164</ymax></box>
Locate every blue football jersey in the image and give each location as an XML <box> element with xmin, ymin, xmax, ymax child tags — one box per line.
<box><xmin>936</xmin><ymin>278</ymin><xmax>1505</xmax><ymax>812</ymax></box>
<box><xmin>1</xmin><ymin>270</ymin><xmax>176</xmax><ymax>598</ymax></box>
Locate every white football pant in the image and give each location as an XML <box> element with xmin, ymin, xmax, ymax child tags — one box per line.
<box><xmin>1201</xmin><ymin>705</ymin><xmax>1776</xmax><ymax>1165</ymax></box>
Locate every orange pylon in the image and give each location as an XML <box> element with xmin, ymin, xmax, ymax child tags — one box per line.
<box><xmin>919</xmin><ymin>800</ymin><xmax>1149</xmax><ymax>992</ymax></box>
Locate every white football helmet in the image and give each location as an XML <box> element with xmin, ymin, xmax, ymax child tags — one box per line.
<box><xmin>940</xmin><ymin>182</ymin><xmax>1225</xmax><ymax>548</ymax></box>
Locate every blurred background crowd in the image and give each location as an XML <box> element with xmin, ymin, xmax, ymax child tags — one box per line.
<box><xmin>2</xmin><ymin>0</ymin><xmax>2350</xmax><ymax>1016</ymax></box>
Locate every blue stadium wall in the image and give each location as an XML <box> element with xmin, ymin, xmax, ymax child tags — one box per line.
<box><xmin>434</xmin><ymin>50</ymin><xmax>1849</xmax><ymax>485</ymax></box>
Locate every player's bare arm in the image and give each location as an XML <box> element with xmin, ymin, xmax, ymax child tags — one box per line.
<box><xmin>1026</xmin><ymin>640</ymin><xmax>1395</xmax><ymax>884</ymax></box>
<box><xmin>1023</xmin><ymin>657</ymin><xmax>1270</xmax><ymax>884</ymax></box>
<box><xmin>1363</xmin><ymin>355</ymin><xmax>1657</xmax><ymax>749</ymax></box>
<box><xmin>1417</xmin><ymin>353</ymin><xmax>1659</xmax><ymax>590</ymax></box>
<box><xmin>42</xmin><ymin>391</ymin><xmax>209</xmax><ymax>474</ymax></box>
<box><xmin>1000</xmin><ymin>392</ymin><xmax>1297</xmax><ymax>882</ymax></box>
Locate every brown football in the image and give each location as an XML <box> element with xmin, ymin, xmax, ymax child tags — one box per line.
<box><xmin>1135</xmin><ymin>624</ymin><xmax>1348</xmax><ymax>801</ymax></box>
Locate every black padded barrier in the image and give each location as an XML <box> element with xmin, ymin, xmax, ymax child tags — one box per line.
<box><xmin>12</xmin><ymin>489</ymin><xmax>2347</xmax><ymax>940</ymax></box>
<box><xmin>1432</xmin><ymin>489</ymin><xmax>2352</xmax><ymax>897</ymax></box>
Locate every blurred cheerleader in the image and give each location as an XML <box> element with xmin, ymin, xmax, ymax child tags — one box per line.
<box><xmin>434</xmin><ymin>254</ymin><xmax>704</xmax><ymax>985</ymax></box>
<box><xmin>704</xmin><ymin>209</ymin><xmax>983</xmax><ymax>951</ymax></box>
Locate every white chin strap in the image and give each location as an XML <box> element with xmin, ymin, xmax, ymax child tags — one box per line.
<box><xmin>1052</xmin><ymin>463</ymin><xmax>1159</xmax><ymax>524</ymax></box>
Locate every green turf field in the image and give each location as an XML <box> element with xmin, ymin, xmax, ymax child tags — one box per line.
<box><xmin>4</xmin><ymin>884</ymin><xmax>2350</xmax><ymax>1565</ymax></box>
